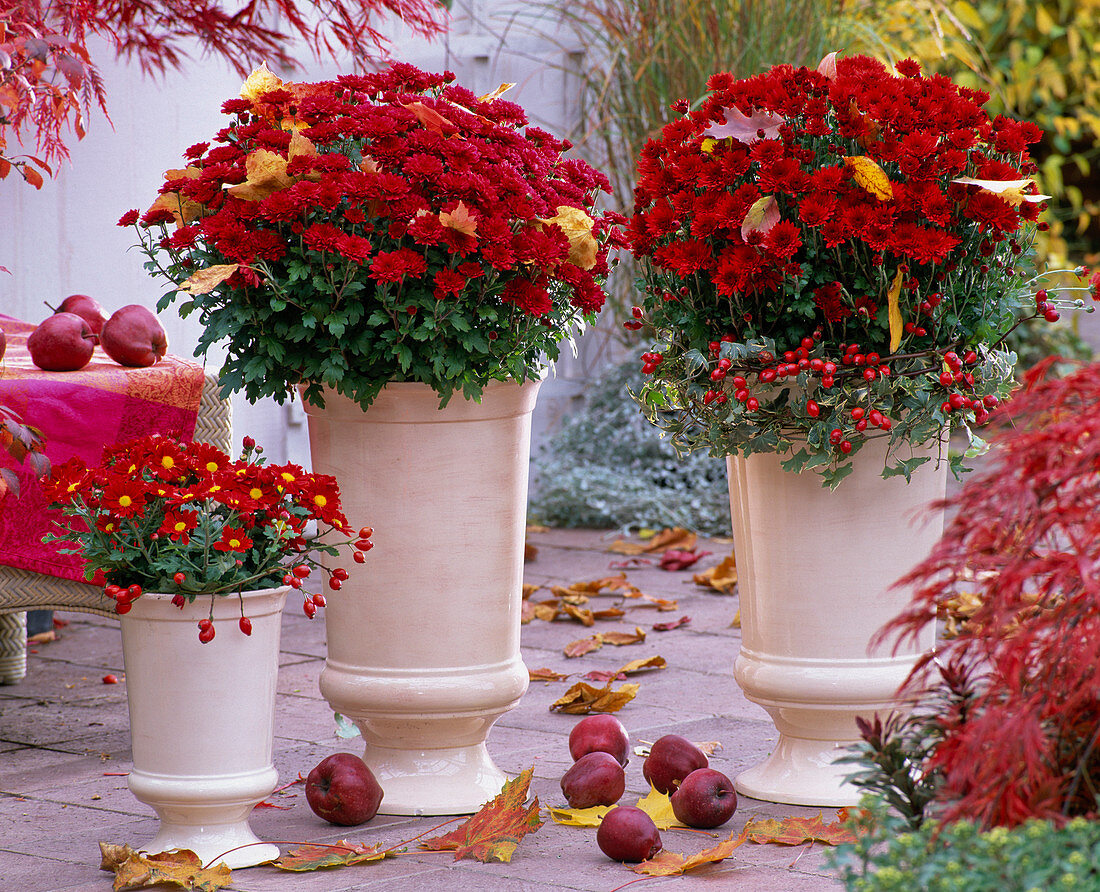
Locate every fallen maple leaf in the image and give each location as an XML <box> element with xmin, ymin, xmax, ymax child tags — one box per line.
<box><xmin>633</xmin><ymin>786</ymin><xmax>688</xmax><ymax>829</ymax></box>
<box><xmin>659</xmin><ymin>549</ymin><xmax>711</xmax><ymax>571</ymax></box>
<box><xmin>653</xmin><ymin>615</ymin><xmax>691</xmax><ymax>632</ymax></box>
<box><xmin>705</xmin><ymin>107</ymin><xmax>784</xmax><ymax>144</ymax></box>
<box><xmin>100</xmin><ymin>844</ymin><xmax>233</xmax><ymax>891</ymax></box>
<box><xmin>276</xmin><ymin>840</ymin><xmax>390</xmax><ymax>871</ymax></box>
<box><xmin>420</xmin><ymin>767</ymin><xmax>543</xmax><ymax>862</ymax></box>
<box><xmin>529</xmin><ymin>667</ymin><xmax>570</xmax><ymax>682</ymax></box>
<box><xmin>742</xmin><ymin>813</ymin><xmax>857</xmax><ymax>846</ymax></box>
<box><xmin>563</xmin><ymin>627</ymin><xmax>647</xmax><ymax>658</ymax></box>
<box><xmin>608</xmin><ymin>528</ymin><xmax>696</xmax><ymax>555</ymax></box>
<box><xmin>549</xmin><ymin>680</ymin><xmax>639</xmax><ymax>714</ymax></box>
<box><xmin>632</xmin><ymin>830</ymin><xmax>748</xmax><ymax>876</ymax></box>
<box><xmin>694</xmin><ymin>553</ymin><xmax>738</xmax><ymax>593</ymax></box>
<box><xmin>439</xmin><ymin>200</ymin><xmax>478</xmax><ymax>237</ymax></box>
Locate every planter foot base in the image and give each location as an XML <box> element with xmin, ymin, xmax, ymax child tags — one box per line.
<box><xmin>364</xmin><ymin>741</ymin><xmax>507</xmax><ymax>815</ymax></box>
<box><xmin>142</xmin><ymin>821</ymin><xmax>279</xmax><ymax>869</ymax></box>
<box><xmin>735</xmin><ymin>734</ymin><xmax>861</xmax><ymax>807</ymax></box>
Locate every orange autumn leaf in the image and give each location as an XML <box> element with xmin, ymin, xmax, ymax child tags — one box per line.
<box><xmin>275</xmin><ymin>840</ymin><xmax>390</xmax><ymax>871</ymax></box>
<box><xmin>563</xmin><ymin>635</ymin><xmax>604</xmax><ymax>658</ymax></box>
<box><xmin>742</xmin><ymin>813</ymin><xmax>858</xmax><ymax>846</ymax></box>
<box><xmin>403</xmin><ymin>100</ymin><xmax>458</xmax><ymax>136</ymax></box>
<box><xmin>522</xmin><ymin>583</ymin><xmax>540</xmax><ymax>599</ymax></box>
<box><xmin>608</xmin><ymin>528</ymin><xmax>696</xmax><ymax>555</ymax></box>
<box><xmin>177</xmin><ymin>264</ymin><xmax>241</xmax><ymax>295</ymax></box>
<box><xmin>419</xmin><ymin>767</ymin><xmax>542</xmax><ymax>862</ymax></box>
<box><xmin>529</xmin><ymin>667</ymin><xmax>570</xmax><ymax>682</ymax></box>
<box><xmin>146</xmin><ymin>167</ymin><xmax>204</xmax><ymax>226</ymax></box>
<box><xmin>631</xmin><ymin>830</ymin><xmax>748</xmax><ymax>876</ymax></box>
<box><xmin>538</xmin><ymin>205</ymin><xmax>598</xmax><ymax>269</ymax></box>
<box><xmin>225</xmin><ymin>148</ymin><xmax>295</xmax><ymax>201</ymax></box>
<box><xmin>592</xmin><ymin>607</ymin><xmax>626</xmax><ymax>621</ymax></box>
<box><xmin>598</xmin><ymin>627</ymin><xmax>647</xmax><ymax>646</ymax></box>
<box><xmin>843</xmin><ymin>155</ymin><xmax>893</xmax><ymax>200</ymax></box>
<box><xmin>99</xmin><ymin>843</ymin><xmax>233</xmax><ymax>891</ymax></box>
<box><xmin>439</xmin><ymin>200</ymin><xmax>478</xmax><ymax>237</ymax></box>
<box><xmin>549</xmin><ymin>679</ymin><xmax>639</xmax><ymax>714</ymax></box>
<box><xmin>478</xmin><ymin>82</ymin><xmax>516</xmax><ymax>102</ymax></box>
<box><xmin>563</xmin><ymin>603</ymin><xmax>595</xmax><ymax>626</ymax></box>
<box><xmin>694</xmin><ymin>553</ymin><xmax>738</xmax><ymax>593</ymax></box>
<box><xmin>555</xmin><ymin>575</ymin><xmax>633</xmax><ymax>596</ymax></box>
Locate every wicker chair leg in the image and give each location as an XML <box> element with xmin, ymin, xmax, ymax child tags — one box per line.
<box><xmin>0</xmin><ymin>612</ymin><xmax>27</xmax><ymax>684</ymax></box>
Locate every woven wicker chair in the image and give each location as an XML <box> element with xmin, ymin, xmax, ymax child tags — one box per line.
<box><xmin>0</xmin><ymin>372</ymin><xmax>232</xmax><ymax>682</ymax></box>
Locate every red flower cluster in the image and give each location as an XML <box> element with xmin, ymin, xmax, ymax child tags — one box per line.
<box><xmin>124</xmin><ymin>62</ymin><xmax>622</xmax><ymax>409</ymax></box>
<box><xmin>45</xmin><ymin>435</ymin><xmax>371</xmax><ymax>637</ymax></box>
<box><xmin>626</xmin><ymin>53</ymin><xmax>1074</xmax><ymax>483</ymax></box>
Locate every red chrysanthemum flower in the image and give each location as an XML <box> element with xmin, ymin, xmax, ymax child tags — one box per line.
<box><xmin>213</xmin><ymin>525</ymin><xmax>254</xmax><ymax>553</ymax></box>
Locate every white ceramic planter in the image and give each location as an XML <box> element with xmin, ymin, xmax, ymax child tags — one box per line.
<box><xmin>302</xmin><ymin>380</ymin><xmax>539</xmax><ymax>815</ymax></box>
<box><xmin>120</xmin><ymin>586</ymin><xmax>288</xmax><ymax>868</ymax></box>
<box><xmin>727</xmin><ymin>436</ymin><xmax>946</xmax><ymax>806</ymax></box>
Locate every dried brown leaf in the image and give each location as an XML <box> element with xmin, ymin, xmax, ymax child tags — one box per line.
<box><xmin>529</xmin><ymin>667</ymin><xmax>570</xmax><ymax>682</ymax></box>
<box><xmin>693</xmin><ymin>553</ymin><xmax>738</xmax><ymax>593</ymax></box>
<box><xmin>102</xmin><ymin>845</ymin><xmax>234</xmax><ymax>891</ymax></box>
<box><xmin>652</xmin><ymin>615</ymin><xmax>691</xmax><ymax>632</ymax></box>
<box><xmin>549</xmin><ymin>680</ymin><xmax>639</xmax><ymax>714</ymax></box>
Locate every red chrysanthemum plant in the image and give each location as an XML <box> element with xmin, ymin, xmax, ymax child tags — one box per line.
<box><xmin>121</xmin><ymin>62</ymin><xmax>625</xmax><ymax>411</ymax></box>
<box><xmin>627</xmin><ymin>52</ymin><xmax>1097</xmax><ymax>486</ymax></box>
<box><xmin>43</xmin><ymin>434</ymin><xmax>373</xmax><ymax>641</ymax></box>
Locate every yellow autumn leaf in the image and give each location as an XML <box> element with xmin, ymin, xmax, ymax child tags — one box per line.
<box><xmin>693</xmin><ymin>553</ymin><xmax>737</xmax><ymax>593</ymax></box>
<box><xmin>741</xmin><ymin>194</ymin><xmax>780</xmax><ymax>241</ymax></box>
<box><xmin>225</xmin><ymin>149</ymin><xmax>294</xmax><ymax>201</ymax></box>
<box><xmin>539</xmin><ymin>206</ymin><xmax>598</xmax><ymax>270</ymax></box>
<box><xmin>634</xmin><ymin>786</ymin><xmax>688</xmax><ymax>829</ymax></box>
<box><xmin>950</xmin><ymin>176</ymin><xmax>1051</xmax><ymax>206</ymax></box>
<box><xmin>843</xmin><ymin>155</ymin><xmax>893</xmax><ymax>200</ymax></box>
<box><xmin>548</xmin><ymin>680</ymin><xmax>639</xmax><ymax>714</ymax></box>
<box><xmin>478</xmin><ymin>82</ymin><xmax>516</xmax><ymax>102</ymax></box>
<box><xmin>240</xmin><ymin>62</ymin><xmax>284</xmax><ymax>104</ymax></box>
<box><xmin>145</xmin><ymin>166</ymin><xmax>204</xmax><ymax>227</ymax></box>
<box><xmin>887</xmin><ymin>267</ymin><xmax>905</xmax><ymax>353</ymax></box>
<box><xmin>548</xmin><ymin>804</ymin><xmax>613</xmax><ymax>827</ymax></box>
<box><xmin>177</xmin><ymin>264</ymin><xmax>242</xmax><ymax>295</ymax></box>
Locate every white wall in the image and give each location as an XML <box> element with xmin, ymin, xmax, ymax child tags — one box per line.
<box><xmin>1</xmin><ymin>2</ymin><xmax>610</xmax><ymax>464</ymax></box>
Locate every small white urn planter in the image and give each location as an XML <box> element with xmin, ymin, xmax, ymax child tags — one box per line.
<box><xmin>302</xmin><ymin>379</ymin><xmax>538</xmax><ymax>815</ymax></box>
<box><xmin>119</xmin><ymin>586</ymin><xmax>288</xmax><ymax>868</ymax></box>
<box><xmin>727</xmin><ymin>436</ymin><xmax>946</xmax><ymax>806</ymax></box>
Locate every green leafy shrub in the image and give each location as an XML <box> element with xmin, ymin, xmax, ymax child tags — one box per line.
<box><xmin>831</xmin><ymin>800</ymin><xmax>1100</xmax><ymax>891</ymax></box>
<box><xmin>528</xmin><ymin>360</ymin><xmax>732</xmax><ymax>534</ymax></box>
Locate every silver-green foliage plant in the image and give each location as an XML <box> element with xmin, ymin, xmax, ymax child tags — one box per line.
<box><xmin>529</xmin><ymin>360</ymin><xmax>732</xmax><ymax>534</ymax></box>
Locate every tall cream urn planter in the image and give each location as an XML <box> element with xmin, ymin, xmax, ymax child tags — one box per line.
<box><xmin>120</xmin><ymin>586</ymin><xmax>289</xmax><ymax>868</ymax></box>
<box><xmin>727</xmin><ymin>436</ymin><xmax>946</xmax><ymax>806</ymax></box>
<box><xmin>302</xmin><ymin>379</ymin><xmax>539</xmax><ymax>815</ymax></box>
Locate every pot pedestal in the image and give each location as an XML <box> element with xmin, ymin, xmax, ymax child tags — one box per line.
<box><xmin>727</xmin><ymin>438</ymin><xmax>945</xmax><ymax>806</ymax></box>
<box><xmin>303</xmin><ymin>380</ymin><xmax>539</xmax><ymax>815</ymax></box>
<box><xmin>120</xmin><ymin>587</ymin><xmax>288</xmax><ymax>867</ymax></box>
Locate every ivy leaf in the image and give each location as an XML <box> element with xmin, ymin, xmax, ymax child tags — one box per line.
<box><xmin>275</xmin><ymin>840</ymin><xmax>390</xmax><ymax>871</ymax></box>
<box><xmin>631</xmin><ymin>830</ymin><xmax>748</xmax><ymax>876</ymax></box>
<box><xmin>99</xmin><ymin>843</ymin><xmax>234</xmax><ymax>891</ymax></box>
<box><xmin>419</xmin><ymin>767</ymin><xmax>543</xmax><ymax>862</ymax></box>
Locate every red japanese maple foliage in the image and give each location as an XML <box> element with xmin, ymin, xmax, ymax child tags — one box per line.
<box><xmin>881</xmin><ymin>358</ymin><xmax>1100</xmax><ymax>828</ymax></box>
<box><xmin>0</xmin><ymin>0</ymin><xmax>444</xmax><ymax>184</ymax></box>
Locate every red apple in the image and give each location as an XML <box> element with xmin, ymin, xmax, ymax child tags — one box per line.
<box><xmin>569</xmin><ymin>714</ymin><xmax>630</xmax><ymax>767</ymax></box>
<box><xmin>27</xmin><ymin>312</ymin><xmax>96</xmax><ymax>371</ymax></box>
<box><xmin>670</xmin><ymin>768</ymin><xmax>738</xmax><ymax>828</ymax></box>
<box><xmin>100</xmin><ymin>304</ymin><xmax>168</xmax><ymax>367</ymax></box>
<box><xmin>642</xmin><ymin>734</ymin><xmax>708</xmax><ymax>794</ymax></box>
<box><xmin>53</xmin><ymin>294</ymin><xmax>109</xmax><ymax>336</ymax></box>
<box><xmin>560</xmin><ymin>751</ymin><xmax>626</xmax><ymax>809</ymax></box>
<box><xmin>305</xmin><ymin>753</ymin><xmax>384</xmax><ymax>826</ymax></box>
<box><xmin>596</xmin><ymin>806</ymin><xmax>662</xmax><ymax>862</ymax></box>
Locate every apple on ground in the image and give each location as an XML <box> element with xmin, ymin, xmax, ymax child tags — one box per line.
<box><xmin>100</xmin><ymin>304</ymin><xmax>168</xmax><ymax>367</ymax></box>
<box><xmin>596</xmin><ymin>806</ymin><xmax>662</xmax><ymax>862</ymax></box>
<box><xmin>642</xmin><ymin>734</ymin><xmax>709</xmax><ymax>794</ymax></box>
<box><xmin>560</xmin><ymin>751</ymin><xmax>626</xmax><ymax>809</ymax></box>
<box><xmin>568</xmin><ymin>714</ymin><xmax>630</xmax><ymax>766</ymax></box>
<box><xmin>670</xmin><ymin>767</ymin><xmax>738</xmax><ymax>828</ymax></box>
<box><xmin>27</xmin><ymin>312</ymin><xmax>96</xmax><ymax>371</ymax></box>
<box><xmin>52</xmin><ymin>294</ymin><xmax>109</xmax><ymax>337</ymax></box>
<box><xmin>305</xmin><ymin>753</ymin><xmax>384</xmax><ymax>826</ymax></box>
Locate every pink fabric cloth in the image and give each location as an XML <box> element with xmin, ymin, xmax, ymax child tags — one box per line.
<box><xmin>0</xmin><ymin>313</ymin><xmax>205</xmax><ymax>582</ymax></box>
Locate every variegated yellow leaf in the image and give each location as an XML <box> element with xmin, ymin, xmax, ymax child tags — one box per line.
<box><xmin>240</xmin><ymin>62</ymin><xmax>284</xmax><ymax>104</ymax></box>
<box><xmin>539</xmin><ymin>206</ymin><xmax>597</xmax><ymax>270</ymax></box>
<box><xmin>741</xmin><ymin>195</ymin><xmax>780</xmax><ymax>241</ymax></box>
<box><xmin>178</xmin><ymin>264</ymin><xmax>241</xmax><ymax>295</ymax></box>
<box><xmin>887</xmin><ymin>268</ymin><xmax>905</xmax><ymax>353</ymax></box>
<box><xmin>844</xmin><ymin>155</ymin><xmax>893</xmax><ymax>200</ymax></box>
